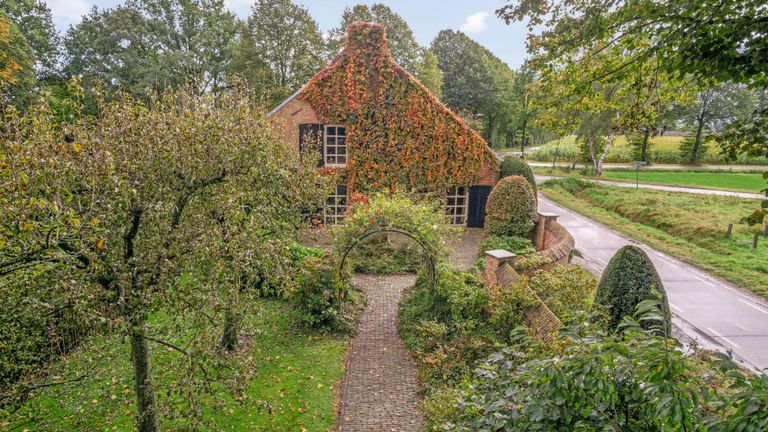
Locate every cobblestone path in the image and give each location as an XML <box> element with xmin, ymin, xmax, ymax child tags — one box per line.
<box><xmin>337</xmin><ymin>274</ymin><xmax>422</xmax><ymax>432</ymax></box>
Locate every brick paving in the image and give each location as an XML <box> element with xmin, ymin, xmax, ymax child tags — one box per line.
<box><xmin>337</xmin><ymin>274</ymin><xmax>422</xmax><ymax>432</ymax></box>
<box><xmin>448</xmin><ymin>227</ymin><xmax>483</xmax><ymax>270</ymax></box>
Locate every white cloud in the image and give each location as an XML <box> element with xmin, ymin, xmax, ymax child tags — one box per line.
<box><xmin>460</xmin><ymin>11</ymin><xmax>490</xmax><ymax>33</ymax></box>
<box><xmin>48</xmin><ymin>0</ymin><xmax>92</xmax><ymax>30</ymax></box>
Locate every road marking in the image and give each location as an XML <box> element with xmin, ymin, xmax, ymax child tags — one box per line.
<box><xmin>738</xmin><ymin>298</ymin><xmax>768</xmax><ymax>314</ymax></box>
<box><xmin>706</xmin><ymin>327</ymin><xmax>740</xmax><ymax>348</ymax></box>
<box><xmin>670</xmin><ymin>303</ymin><xmax>684</xmax><ymax>313</ymax></box>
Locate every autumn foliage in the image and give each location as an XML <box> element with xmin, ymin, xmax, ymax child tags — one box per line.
<box><xmin>299</xmin><ymin>22</ymin><xmax>497</xmax><ymax>192</ymax></box>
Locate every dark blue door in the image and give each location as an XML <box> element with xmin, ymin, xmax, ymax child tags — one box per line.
<box><xmin>467</xmin><ymin>185</ymin><xmax>492</xmax><ymax>228</ymax></box>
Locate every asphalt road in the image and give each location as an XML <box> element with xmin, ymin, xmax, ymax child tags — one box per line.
<box><xmin>539</xmin><ymin>196</ymin><xmax>768</xmax><ymax>372</ymax></box>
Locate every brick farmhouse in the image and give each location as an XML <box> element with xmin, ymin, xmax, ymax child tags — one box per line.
<box><xmin>268</xmin><ymin>22</ymin><xmax>500</xmax><ymax>226</ymax></box>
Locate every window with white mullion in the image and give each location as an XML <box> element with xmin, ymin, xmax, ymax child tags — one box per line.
<box><xmin>324</xmin><ymin>184</ymin><xmax>348</xmax><ymax>225</ymax></box>
<box><xmin>446</xmin><ymin>186</ymin><xmax>468</xmax><ymax>225</ymax></box>
<box><xmin>324</xmin><ymin>125</ymin><xmax>347</xmax><ymax>167</ymax></box>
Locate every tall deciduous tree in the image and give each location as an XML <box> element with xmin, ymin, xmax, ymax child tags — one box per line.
<box><xmin>499</xmin><ymin>0</ymin><xmax>768</xmax><ymax>217</ymax></box>
<box><xmin>64</xmin><ymin>0</ymin><xmax>239</xmax><ymax>99</ymax></box>
<box><xmin>676</xmin><ymin>83</ymin><xmax>755</xmax><ymax>164</ymax></box>
<box><xmin>0</xmin><ymin>10</ymin><xmax>34</xmax><ymax>107</ymax></box>
<box><xmin>234</xmin><ymin>0</ymin><xmax>325</xmax><ymax>107</ymax></box>
<box><xmin>431</xmin><ymin>29</ymin><xmax>517</xmax><ymax>147</ymax></box>
<box><xmin>327</xmin><ymin>3</ymin><xmax>421</xmax><ymax>73</ymax></box>
<box><xmin>0</xmin><ymin>0</ymin><xmax>58</xmax><ymax>77</ymax></box>
<box><xmin>414</xmin><ymin>48</ymin><xmax>443</xmax><ymax>99</ymax></box>
<box><xmin>0</xmin><ymin>87</ymin><xmax>323</xmax><ymax>430</ymax></box>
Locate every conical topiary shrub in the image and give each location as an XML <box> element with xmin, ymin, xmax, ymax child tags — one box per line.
<box><xmin>501</xmin><ymin>156</ymin><xmax>537</xmax><ymax>198</ymax></box>
<box><xmin>594</xmin><ymin>245</ymin><xmax>671</xmax><ymax>334</ymax></box>
<box><xmin>484</xmin><ymin>175</ymin><xmax>536</xmax><ymax>237</ymax></box>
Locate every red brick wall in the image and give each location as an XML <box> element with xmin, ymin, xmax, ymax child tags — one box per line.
<box><xmin>475</xmin><ymin>152</ymin><xmax>500</xmax><ymax>187</ymax></box>
<box><xmin>269</xmin><ymin>97</ymin><xmax>321</xmax><ymax>153</ymax></box>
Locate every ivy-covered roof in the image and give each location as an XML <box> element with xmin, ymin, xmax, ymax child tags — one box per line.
<box><xmin>296</xmin><ymin>21</ymin><xmax>497</xmax><ymax>191</ymax></box>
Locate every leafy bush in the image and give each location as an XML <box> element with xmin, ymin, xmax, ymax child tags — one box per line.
<box><xmin>500</xmin><ymin>156</ymin><xmax>538</xmax><ymax>197</ymax></box>
<box><xmin>529</xmin><ymin>264</ymin><xmax>598</xmax><ymax>322</ymax></box>
<box><xmin>452</xmin><ymin>302</ymin><xmax>717</xmax><ymax>431</ymax></box>
<box><xmin>287</xmin><ymin>242</ymin><xmax>325</xmax><ymax>262</ymax></box>
<box><xmin>292</xmin><ymin>256</ymin><xmax>357</xmax><ymax>333</ymax></box>
<box><xmin>0</xmin><ymin>279</ymin><xmax>98</xmax><ymax>389</ymax></box>
<box><xmin>594</xmin><ymin>245</ymin><xmax>671</xmax><ymax>333</ymax></box>
<box><xmin>334</xmin><ymin>192</ymin><xmax>451</xmax><ymax>267</ymax></box>
<box><xmin>477</xmin><ymin>234</ymin><xmax>535</xmax><ymax>256</ymax></box>
<box><xmin>484</xmin><ymin>176</ymin><xmax>536</xmax><ymax>237</ymax></box>
<box><xmin>398</xmin><ymin>269</ymin><xmax>493</xmax><ymax>387</ymax></box>
<box><xmin>346</xmin><ymin>234</ymin><xmax>422</xmax><ymax>275</ymax></box>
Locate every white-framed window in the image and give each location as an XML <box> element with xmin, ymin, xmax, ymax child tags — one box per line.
<box><xmin>446</xmin><ymin>186</ymin><xmax>468</xmax><ymax>225</ymax></box>
<box><xmin>324</xmin><ymin>125</ymin><xmax>347</xmax><ymax>167</ymax></box>
<box><xmin>324</xmin><ymin>184</ymin><xmax>348</xmax><ymax>225</ymax></box>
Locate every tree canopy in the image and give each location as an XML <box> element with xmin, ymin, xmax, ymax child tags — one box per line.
<box><xmin>64</xmin><ymin>0</ymin><xmax>239</xmax><ymax>99</ymax></box>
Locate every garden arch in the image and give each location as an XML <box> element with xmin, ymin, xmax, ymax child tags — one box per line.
<box><xmin>337</xmin><ymin>223</ymin><xmax>439</xmax><ymax>289</ymax></box>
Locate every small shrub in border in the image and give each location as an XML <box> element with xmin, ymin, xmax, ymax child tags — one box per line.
<box><xmin>292</xmin><ymin>256</ymin><xmax>358</xmax><ymax>333</ymax></box>
<box><xmin>529</xmin><ymin>264</ymin><xmax>598</xmax><ymax>322</ymax></box>
<box><xmin>484</xmin><ymin>176</ymin><xmax>536</xmax><ymax>237</ymax></box>
<box><xmin>594</xmin><ymin>245</ymin><xmax>671</xmax><ymax>333</ymax></box>
<box><xmin>500</xmin><ymin>156</ymin><xmax>537</xmax><ymax>197</ymax></box>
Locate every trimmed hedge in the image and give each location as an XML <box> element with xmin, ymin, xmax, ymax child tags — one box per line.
<box><xmin>501</xmin><ymin>156</ymin><xmax>537</xmax><ymax>197</ymax></box>
<box><xmin>594</xmin><ymin>245</ymin><xmax>671</xmax><ymax>333</ymax></box>
<box><xmin>484</xmin><ymin>175</ymin><xmax>536</xmax><ymax>237</ymax></box>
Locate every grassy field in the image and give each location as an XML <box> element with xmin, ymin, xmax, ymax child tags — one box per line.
<box><xmin>528</xmin><ymin>135</ymin><xmax>768</xmax><ymax>165</ymax></box>
<box><xmin>532</xmin><ymin>166</ymin><xmax>766</xmax><ymax>193</ymax></box>
<box><xmin>541</xmin><ymin>179</ymin><xmax>768</xmax><ymax>299</ymax></box>
<box><xmin>7</xmin><ymin>299</ymin><xmax>348</xmax><ymax>431</ymax></box>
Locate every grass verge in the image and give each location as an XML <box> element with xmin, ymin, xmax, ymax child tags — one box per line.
<box><xmin>541</xmin><ymin>179</ymin><xmax>768</xmax><ymax>299</ymax></box>
<box><xmin>533</xmin><ymin>166</ymin><xmax>766</xmax><ymax>193</ymax></box>
<box><xmin>7</xmin><ymin>299</ymin><xmax>349</xmax><ymax>431</ymax></box>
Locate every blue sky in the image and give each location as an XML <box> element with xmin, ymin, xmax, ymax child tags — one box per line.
<box><xmin>45</xmin><ymin>0</ymin><xmax>530</xmax><ymax>68</ymax></box>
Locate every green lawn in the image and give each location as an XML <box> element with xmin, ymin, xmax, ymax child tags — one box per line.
<box><xmin>527</xmin><ymin>135</ymin><xmax>768</xmax><ymax>165</ymax></box>
<box><xmin>603</xmin><ymin>170</ymin><xmax>765</xmax><ymax>193</ymax></box>
<box><xmin>541</xmin><ymin>179</ymin><xmax>768</xmax><ymax>299</ymax></box>
<box><xmin>7</xmin><ymin>300</ymin><xmax>348</xmax><ymax>431</ymax></box>
<box><xmin>533</xmin><ymin>167</ymin><xmax>766</xmax><ymax>193</ymax></box>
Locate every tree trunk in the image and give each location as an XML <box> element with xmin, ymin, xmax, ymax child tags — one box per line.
<box><xmin>690</xmin><ymin>115</ymin><xmax>705</xmax><ymax>165</ymax></box>
<box><xmin>520</xmin><ymin>121</ymin><xmax>527</xmax><ymax>156</ymax></box>
<box><xmin>221</xmin><ymin>310</ymin><xmax>239</xmax><ymax>351</ymax></box>
<box><xmin>130</xmin><ymin>326</ymin><xmax>160</xmax><ymax>432</ymax></box>
<box><xmin>641</xmin><ymin>128</ymin><xmax>650</xmax><ymax>162</ymax></box>
<box><xmin>595</xmin><ymin>133</ymin><xmax>616</xmax><ymax>177</ymax></box>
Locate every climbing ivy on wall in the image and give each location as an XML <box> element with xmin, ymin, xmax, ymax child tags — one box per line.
<box><xmin>299</xmin><ymin>22</ymin><xmax>496</xmax><ymax>192</ymax></box>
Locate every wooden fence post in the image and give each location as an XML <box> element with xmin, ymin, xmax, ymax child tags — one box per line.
<box><xmin>753</xmin><ymin>232</ymin><xmax>759</xmax><ymax>249</ymax></box>
<box><xmin>726</xmin><ymin>223</ymin><xmax>733</xmax><ymax>238</ymax></box>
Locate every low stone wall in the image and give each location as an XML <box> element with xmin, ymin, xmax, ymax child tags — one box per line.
<box><xmin>484</xmin><ymin>260</ymin><xmax>562</xmax><ymax>343</ymax></box>
<box><xmin>517</xmin><ymin>212</ymin><xmax>575</xmax><ymax>275</ymax></box>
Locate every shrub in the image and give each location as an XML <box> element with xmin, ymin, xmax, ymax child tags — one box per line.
<box><xmin>347</xmin><ymin>234</ymin><xmax>423</xmax><ymax>275</ymax></box>
<box><xmin>398</xmin><ymin>268</ymin><xmax>495</xmax><ymax>387</ymax></box>
<box><xmin>500</xmin><ymin>156</ymin><xmax>537</xmax><ymax>197</ymax></box>
<box><xmin>334</xmin><ymin>192</ymin><xmax>451</xmax><ymax>266</ymax></box>
<box><xmin>292</xmin><ymin>256</ymin><xmax>356</xmax><ymax>333</ymax></box>
<box><xmin>453</xmin><ymin>305</ymin><xmax>709</xmax><ymax>432</ymax></box>
<box><xmin>484</xmin><ymin>176</ymin><xmax>536</xmax><ymax>237</ymax></box>
<box><xmin>594</xmin><ymin>245</ymin><xmax>671</xmax><ymax>333</ymax></box>
<box><xmin>529</xmin><ymin>264</ymin><xmax>598</xmax><ymax>322</ymax></box>
<box><xmin>477</xmin><ymin>234</ymin><xmax>535</xmax><ymax>257</ymax></box>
